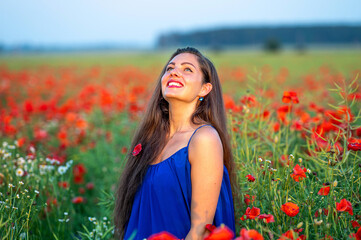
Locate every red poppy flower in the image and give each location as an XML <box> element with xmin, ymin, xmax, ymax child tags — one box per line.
<box><xmin>245</xmin><ymin>207</ymin><xmax>261</xmax><ymax>220</ymax></box>
<box><xmin>246</xmin><ymin>174</ymin><xmax>256</xmax><ymax>182</ymax></box>
<box><xmin>282</xmin><ymin>91</ymin><xmax>299</xmax><ymax>104</ymax></box>
<box><xmin>58</xmin><ymin>181</ymin><xmax>70</xmax><ymax>189</ymax></box>
<box><xmin>348</xmin><ymin>142</ymin><xmax>361</xmax><ymax>151</ymax></box>
<box><xmin>336</xmin><ymin>199</ymin><xmax>353</xmax><ymax>216</ymax></box>
<box><xmin>258</xmin><ymin>214</ymin><xmax>275</xmax><ymax>223</ymax></box>
<box><xmin>72</xmin><ymin>196</ymin><xmax>84</xmax><ymax>204</ymax></box>
<box><xmin>356</xmin><ymin>227</ymin><xmax>361</xmax><ymax>240</ymax></box>
<box><xmin>204</xmin><ymin>225</ymin><xmax>234</xmax><ymax>240</ymax></box>
<box><xmin>132</xmin><ymin>143</ymin><xmax>142</xmax><ymax>156</ymax></box>
<box><xmin>281</xmin><ymin>202</ymin><xmax>299</xmax><ymax>217</ymax></box>
<box><xmin>148</xmin><ymin>231</ymin><xmax>178</xmax><ymax>240</ymax></box>
<box><xmin>290</xmin><ymin>164</ymin><xmax>307</xmax><ymax>182</ymax></box>
<box><xmin>205</xmin><ymin>224</ymin><xmax>217</xmax><ymax>232</ymax></box>
<box><xmin>278</xmin><ymin>229</ymin><xmax>304</xmax><ymax>240</ymax></box>
<box><xmin>86</xmin><ymin>182</ymin><xmax>94</xmax><ymax>190</ymax></box>
<box><xmin>244</xmin><ymin>194</ymin><xmax>256</xmax><ymax>206</ymax></box>
<box><xmin>352</xmin><ymin>220</ymin><xmax>361</xmax><ymax>229</ymax></box>
<box><xmin>318</xmin><ymin>186</ymin><xmax>330</xmax><ymax>196</ymax></box>
<box><xmin>237</xmin><ymin>228</ymin><xmax>264</xmax><ymax>240</ymax></box>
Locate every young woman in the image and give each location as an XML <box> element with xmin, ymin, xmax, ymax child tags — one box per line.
<box><xmin>114</xmin><ymin>47</ymin><xmax>239</xmax><ymax>240</ymax></box>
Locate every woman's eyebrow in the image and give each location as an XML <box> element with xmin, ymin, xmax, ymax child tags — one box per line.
<box><xmin>168</xmin><ymin>62</ymin><xmax>196</xmax><ymax>68</ymax></box>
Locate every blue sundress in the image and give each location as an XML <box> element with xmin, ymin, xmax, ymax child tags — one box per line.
<box><xmin>123</xmin><ymin>125</ymin><xmax>236</xmax><ymax>240</ymax></box>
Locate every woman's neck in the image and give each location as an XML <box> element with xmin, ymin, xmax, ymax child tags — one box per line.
<box><xmin>168</xmin><ymin>101</ymin><xmax>198</xmax><ymax>136</ymax></box>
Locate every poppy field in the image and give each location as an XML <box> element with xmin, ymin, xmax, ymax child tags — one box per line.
<box><xmin>0</xmin><ymin>50</ymin><xmax>361</xmax><ymax>239</ymax></box>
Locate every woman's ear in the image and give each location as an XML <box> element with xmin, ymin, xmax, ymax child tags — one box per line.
<box><xmin>200</xmin><ymin>83</ymin><xmax>213</xmax><ymax>97</ymax></box>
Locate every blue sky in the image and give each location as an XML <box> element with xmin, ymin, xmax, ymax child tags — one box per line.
<box><xmin>1</xmin><ymin>0</ymin><xmax>360</xmax><ymax>47</ymax></box>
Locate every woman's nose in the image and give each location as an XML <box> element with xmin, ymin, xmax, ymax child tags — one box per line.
<box><xmin>170</xmin><ymin>67</ymin><xmax>180</xmax><ymax>77</ymax></box>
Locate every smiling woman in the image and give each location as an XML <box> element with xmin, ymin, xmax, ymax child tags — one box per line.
<box><xmin>114</xmin><ymin>47</ymin><xmax>239</xmax><ymax>240</ymax></box>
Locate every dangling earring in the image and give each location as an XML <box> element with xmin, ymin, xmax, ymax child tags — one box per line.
<box><xmin>199</xmin><ymin>97</ymin><xmax>204</xmax><ymax>101</ymax></box>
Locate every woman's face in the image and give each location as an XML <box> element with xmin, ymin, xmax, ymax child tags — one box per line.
<box><xmin>161</xmin><ymin>53</ymin><xmax>206</xmax><ymax>103</ymax></box>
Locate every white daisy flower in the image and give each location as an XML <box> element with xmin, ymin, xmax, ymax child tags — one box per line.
<box><xmin>57</xmin><ymin>166</ymin><xmax>67</xmax><ymax>175</ymax></box>
<box><xmin>16</xmin><ymin>168</ymin><xmax>24</xmax><ymax>177</ymax></box>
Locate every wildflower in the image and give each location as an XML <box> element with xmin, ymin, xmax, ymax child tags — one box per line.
<box><xmin>246</xmin><ymin>174</ymin><xmax>256</xmax><ymax>182</ymax></box>
<box><xmin>8</xmin><ymin>183</ymin><xmax>14</xmax><ymax>188</ymax></box>
<box><xmin>349</xmin><ymin>227</ymin><xmax>361</xmax><ymax>240</ymax></box>
<box><xmin>34</xmin><ymin>190</ymin><xmax>39</xmax><ymax>194</ymax></box>
<box><xmin>278</xmin><ymin>228</ymin><xmax>304</xmax><ymax>240</ymax></box>
<box><xmin>351</xmin><ymin>220</ymin><xmax>361</xmax><ymax>228</ymax></box>
<box><xmin>333</xmin><ymin>180</ymin><xmax>338</xmax><ymax>187</ymax></box>
<box><xmin>58</xmin><ymin>166</ymin><xmax>67</xmax><ymax>175</ymax></box>
<box><xmin>132</xmin><ymin>143</ymin><xmax>142</xmax><ymax>156</ymax></box>
<box><xmin>204</xmin><ymin>225</ymin><xmax>234</xmax><ymax>240</ymax></box>
<box><xmin>205</xmin><ymin>224</ymin><xmax>216</xmax><ymax>232</ymax></box>
<box><xmin>19</xmin><ymin>181</ymin><xmax>24</xmax><ymax>185</ymax></box>
<box><xmin>64</xmin><ymin>212</ymin><xmax>68</xmax><ymax>216</ymax></box>
<box><xmin>88</xmin><ymin>217</ymin><xmax>96</xmax><ymax>222</ymax></box>
<box><xmin>281</xmin><ymin>202</ymin><xmax>299</xmax><ymax>217</ymax></box>
<box><xmin>73</xmin><ymin>163</ymin><xmax>87</xmax><ymax>184</ymax></box>
<box><xmin>258</xmin><ymin>214</ymin><xmax>275</xmax><ymax>223</ymax></box>
<box><xmin>336</xmin><ymin>199</ymin><xmax>353</xmax><ymax>215</ymax></box>
<box><xmin>258</xmin><ymin>157</ymin><xmax>263</xmax><ymax>162</ymax></box>
<box><xmin>318</xmin><ymin>186</ymin><xmax>331</xmax><ymax>196</ymax></box>
<box><xmin>282</xmin><ymin>91</ymin><xmax>299</xmax><ymax>104</ymax></box>
<box><xmin>86</xmin><ymin>182</ymin><xmax>94</xmax><ymax>190</ymax></box>
<box><xmin>244</xmin><ymin>194</ymin><xmax>256</xmax><ymax>206</ymax></box>
<box><xmin>238</xmin><ymin>228</ymin><xmax>264</xmax><ymax>240</ymax></box>
<box><xmin>348</xmin><ymin>142</ymin><xmax>361</xmax><ymax>151</ymax></box>
<box><xmin>148</xmin><ymin>231</ymin><xmax>178</xmax><ymax>240</ymax></box>
<box><xmin>72</xmin><ymin>196</ymin><xmax>84</xmax><ymax>204</ymax></box>
<box><xmin>290</xmin><ymin>164</ymin><xmax>307</xmax><ymax>182</ymax></box>
<box><xmin>314</xmin><ymin>219</ymin><xmax>323</xmax><ymax>225</ymax></box>
<box><xmin>16</xmin><ymin>168</ymin><xmax>24</xmax><ymax>177</ymax></box>
<box><xmin>17</xmin><ymin>157</ymin><xmax>25</xmax><ymax>165</ymax></box>
<box><xmin>58</xmin><ymin>181</ymin><xmax>70</xmax><ymax>189</ymax></box>
<box><xmin>244</xmin><ymin>207</ymin><xmax>261</xmax><ymax>220</ymax></box>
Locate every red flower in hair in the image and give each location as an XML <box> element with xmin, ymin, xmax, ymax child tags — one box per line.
<box><xmin>132</xmin><ymin>143</ymin><xmax>142</xmax><ymax>156</ymax></box>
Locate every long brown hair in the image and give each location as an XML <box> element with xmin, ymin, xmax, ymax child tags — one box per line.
<box><xmin>114</xmin><ymin>47</ymin><xmax>240</xmax><ymax>239</ymax></box>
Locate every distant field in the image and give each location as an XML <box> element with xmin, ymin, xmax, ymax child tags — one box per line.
<box><xmin>1</xmin><ymin>49</ymin><xmax>360</xmax><ymax>77</ymax></box>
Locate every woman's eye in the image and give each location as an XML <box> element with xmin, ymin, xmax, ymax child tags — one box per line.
<box><xmin>166</xmin><ymin>66</ymin><xmax>173</xmax><ymax>71</ymax></box>
<box><xmin>184</xmin><ymin>68</ymin><xmax>192</xmax><ymax>72</ymax></box>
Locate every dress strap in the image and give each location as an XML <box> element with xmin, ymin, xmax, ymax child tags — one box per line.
<box><xmin>187</xmin><ymin>124</ymin><xmax>215</xmax><ymax>148</ymax></box>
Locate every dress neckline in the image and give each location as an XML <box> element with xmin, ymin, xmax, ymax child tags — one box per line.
<box><xmin>148</xmin><ymin>146</ymin><xmax>188</xmax><ymax>167</ymax></box>
<box><xmin>148</xmin><ymin>124</ymin><xmax>213</xmax><ymax>167</ymax></box>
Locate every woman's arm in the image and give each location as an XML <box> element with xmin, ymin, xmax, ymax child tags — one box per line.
<box><xmin>185</xmin><ymin>126</ymin><xmax>224</xmax><ymax>240</ymax></box>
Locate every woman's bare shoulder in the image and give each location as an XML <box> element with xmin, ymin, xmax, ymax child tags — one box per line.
<box><xmin>188</xmin><ymin>125</ymin><xmax>223</xmax><ymax>165</ymax></box>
